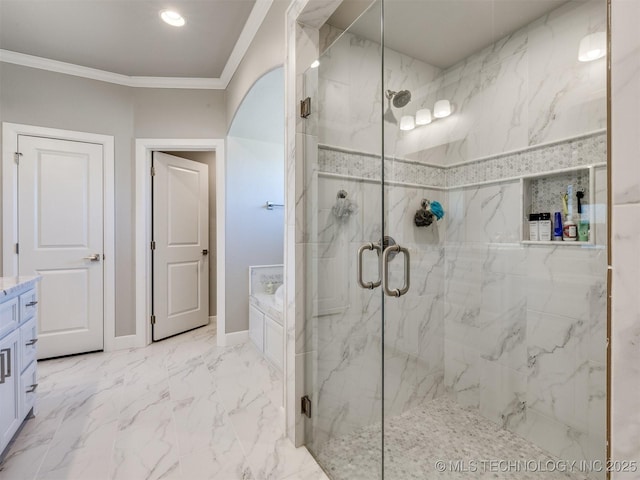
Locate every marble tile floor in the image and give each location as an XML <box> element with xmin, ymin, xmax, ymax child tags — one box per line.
<box><xmin>313</xmin><ymin>396</ymin><xmax>591</xmax><ymax>480</ymax></box>
<box><xmin>0</xmin><ymin>324</ymin><xmax>328</xmax><ymax>480</ymax></box>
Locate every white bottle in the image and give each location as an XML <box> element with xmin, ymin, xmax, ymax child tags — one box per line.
<box><xmin>539</xmin><ymin>213</ymin><xmax>552</xmax><ymax>241</ymax></box>
<box><xmin>529</xmin><ymin>214</ymin><xmax>539</xmax><ymax>241</ymax></box>
<box><xmin>563</xmin><ymin>215</ymin><xmax>578</xmax><ymax>241</ymax></box>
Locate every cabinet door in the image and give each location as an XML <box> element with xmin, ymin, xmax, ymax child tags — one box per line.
<box><xmin>264</xmin><ymin>315</ymin><xmax>283</xmax><ymax>370</ymax></box>
<box><xmin>249</xmin><ymin>304</ymin><xmax>264</xmax><ymax>352</ymax></box>
<box><xmin>0</xmin><ymin>297</ymin><xmax>19</xmax><ymax>340</ymax></box>
<box><xmin>0</xmin><ymin>329</ymin><xmax>21</xmax><ymax>454</ymax></box>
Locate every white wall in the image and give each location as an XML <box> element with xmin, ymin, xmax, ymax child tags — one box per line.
<box><xmin>226</xmin><ymin>0</ymin><xmax>288</xmax><ymax>129</ymax></box>
<box><xmin>0</xmin><ymin>62</ymin><xmax>226</xmax><ymax>336</ymax></box>
<box><xmin>226</xmin><ymin>67</ymin><xmax>285</xmax><ymax>334</ymax></box>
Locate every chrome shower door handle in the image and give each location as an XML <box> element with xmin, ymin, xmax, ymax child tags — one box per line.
<box><xmin>357</xmin><ymin>242</ymin><xmax>382</xmax><ymax>289</ymax></box>
<box><xmin>382</xmin><ymin>244</ymin><xmax>410</xmax><ymax>297</ymax></box>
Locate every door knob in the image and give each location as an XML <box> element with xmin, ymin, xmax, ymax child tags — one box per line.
<box><xmin>202</xmin><ymin>249</ymin><xmax>209</xmax><ymax>256</ymax></box>
<box><xmin>83</xmin><ymin>254</ymin><xmax>101</xmax><ymax>262</ymax></box>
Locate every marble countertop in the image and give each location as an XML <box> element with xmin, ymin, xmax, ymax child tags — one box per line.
<box><xmin>250</xmin><ymin>293</ymin><xmax>284</xmax><ymax>326</ymax></box>
<box><xmin>0</xmin><ymin>276</ymin><xmax>41</xmax><ymax>297</ymax></box>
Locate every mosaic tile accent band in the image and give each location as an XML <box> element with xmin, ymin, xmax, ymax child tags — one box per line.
<box><xmin>447</xmin><ymin>132</ymin><xmax>606</xmax><ymax>187</ymax></box>
<box><xmin>317</xmin><ymin>144</ymin><xmax>446</xmax><ymax>187</ymax></box>
<box><xmin>317</xmin><ymin>131</ymin><xmax>606</xmax><ymax>189</ymax></box>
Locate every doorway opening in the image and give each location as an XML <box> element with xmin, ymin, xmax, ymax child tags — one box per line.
<box><xmin>134</xmin><ymin>139</ymin><xmax>225</xmax><ymax>348</ymax></box>
<box><xmin>151</xmin><ymin>150</ymin><xmax>215</xmax><ymax>341</ymax></box>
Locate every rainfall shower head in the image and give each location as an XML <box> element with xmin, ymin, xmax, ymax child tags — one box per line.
<box><xmin>385</xmin><ymin>89</ymin><xmax>412</xmax><ymax>108</ymax></box>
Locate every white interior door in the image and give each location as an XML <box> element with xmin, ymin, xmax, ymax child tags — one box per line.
<box><xmin>153</xmin><ymin>152</ymin><xmax>209</xmax><ymax>340</ymax></box>
<box><xmin>18</xmin><ymin>135</ymin><xmax>104</xmax><ymax>359</ymax></box>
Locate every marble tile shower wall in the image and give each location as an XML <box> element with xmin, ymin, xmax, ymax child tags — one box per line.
<box><xmin>318</xmin><ymin>1</ymin><xmax>606</xmax><ymax>167</ymax></box>
<box><xmin>443</xmin><ymin>243</ymin><xmax>607</xmax><ymax>477</ymax></box>
<box><xmin>317</xmin><ymin>23</ymin><xmax>441</xmax><ymax>158</ymax></box>
<box><xmin>405</xmin><ymin>0</ymin><xmax>606</xmax><ymax>166</ymax></box>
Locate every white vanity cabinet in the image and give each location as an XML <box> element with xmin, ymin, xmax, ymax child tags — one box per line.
<box><xmin>0</xmin><ymin>277</ymin><xmax>40</xmax><ymax>458</ymax></box>
<box><xmin>249</xmin><ymin>304</ymin><xmax>265</xmax><ymax>353</ymax></box>
<box><xmin>249</xmin><ymin>303</ymin><xmax>284</xmax><ymax>371</ymax></box>
<box><xmin>248</xmin><ymin>265</ymin><xmax>284</xmax><ymax>372</ymax></box>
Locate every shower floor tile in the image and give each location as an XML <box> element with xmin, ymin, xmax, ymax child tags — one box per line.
<box><xmin>313</xmin><ymin>396</ymin><xmax>591</xmax><ymax>480</ymax></box>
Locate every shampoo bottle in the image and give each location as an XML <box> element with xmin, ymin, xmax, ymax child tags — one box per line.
<box><xmin>539</xmin><ymin>213</ymin><xmax>552</xmax><ymax>241</ymax></box>
<box><xmin>576</xmin><ymin>190</ymin><xmax>589</xmax><ymax>242</ymax></box>
<box><xmin>563</xmin><ymin>185</ymin><xmax>578</xmax><ymax>241</ymax></box>
<box><xmin>529</xmin><ymin>214</ymin><xmax>540</xmax><ymax>241</ymax></box>
<box><xmin>554</xmin><ymin>212</ymin><xmax>563</xmax><ymax>241</ymax></box>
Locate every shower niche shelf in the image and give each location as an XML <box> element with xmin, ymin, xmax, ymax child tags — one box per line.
<box><xmin>520</xmin><ymin>166</ymin><xmax>596</xmax><ymax>245</ymax></box>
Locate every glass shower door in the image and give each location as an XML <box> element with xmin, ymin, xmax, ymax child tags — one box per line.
<box><xmin>304</xmin><ymin>1</ymin><xmax>607</xmax><ymax>479</ymax></box>
<box><xmin>380</xmin><ymin>1</ymin><xmax>608</xmax><ymax>479</ymax></box>
<box><xmin>303</xmin><ymin>2</ymin><xmax>385</xmax><ymax>479</ymax></box>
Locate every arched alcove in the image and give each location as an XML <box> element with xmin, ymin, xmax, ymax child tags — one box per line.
<box><xmin>225</xmin><ymin>67</ymin><xmax>284</xmax><ymax>336</ymax></box>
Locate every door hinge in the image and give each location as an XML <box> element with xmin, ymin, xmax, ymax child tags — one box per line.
<box><xmin>150</xmin><ymin>241</ymin><xmax>156</xmax><ymax>250</ymax></box>
<box><xmin>301</xmin><ymin>395</ymin><xmax>312</xmax><ymax>418</ymax></box>
<box><xmin>15</xmin><ymin>243</ymin><xmax>19</xmax><ymax>254</ymax></box>
<box><xmin>150</xmin><ymin>315</ymin><xmax>156</xmax><ymax>325</ymax></box>
<box><xmin>300</xmin><ymin>97</ymin><xmax>311</xmax><ymax>118</ymax></box>
<box><xmin>151</xmin><ymin>166</ymin><xmax>156</xmax><ymax>176</ymax></box>
<box><xmin>14</xmin><ymin>152</ymin><xmax>22</xmax><ymax>164</ymax></box>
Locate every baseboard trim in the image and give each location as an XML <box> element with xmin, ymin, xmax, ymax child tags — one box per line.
<box><xmin>223</xmin><ymin>329</ymin><xmax>249</xmax><ymax>346</ymax></box>
<box><xmin>111</xmin><ymin>334</ymin><xmax>138</xmax><ymax>351</ymax></box>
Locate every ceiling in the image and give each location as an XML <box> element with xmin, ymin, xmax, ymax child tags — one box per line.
<box><xmin>0</xmin><ymin>0</ymin><xmax>257</xmax><ymax>79</ymax></box>
<box><xmin>327</xmin><ymin>0</ymin><xmax>570</xmax><ymax>69</ymax></box>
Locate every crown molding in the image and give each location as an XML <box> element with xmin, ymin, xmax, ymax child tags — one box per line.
<box><xmin>0</xmin><ymin>50</ymin><xmax>226</xmax><ymax>89</ymax></box>
<box><xmin>220</xmin><ymin>0</ymin><xmax>274</xmax><ymax>86</ymax></box>
<box><xmin>0</xmin><ymin>0</ymin><xmax>273</xmax><ymax>90</ymax></box>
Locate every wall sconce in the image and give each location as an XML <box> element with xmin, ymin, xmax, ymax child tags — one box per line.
<box><xmin>400</xmin><ymin>100</ymin><xmax>452</xmax><ymax>132</ymax></box>
<box><xmin>433</xmin><ymin>99</ymin><xmax>452</xmax><ymax>118</ymax></box>
<box><xmin>400</xmin><ymin>115</ymin><xmax>415</xmax><ymax>131</ymax></box>
<box><xmin>416</xmin><ymin>108</ymin><xmax>432</xmax><ymax>126</ymax></box>
<box><xmin>578</xmin><ymin>32</ymin><xmax>606</xmax><ymax>62</ymax></box>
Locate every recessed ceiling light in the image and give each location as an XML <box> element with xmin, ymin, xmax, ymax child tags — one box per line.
<box><xmin>160</xmin><ymin>10</ymin><xmax>185</xmax><ymax>27</ymax></box>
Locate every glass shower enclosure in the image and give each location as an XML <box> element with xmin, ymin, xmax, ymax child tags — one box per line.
<box><xmin>303</xmin><ymin>1</ymin><xmax>608</xmax><ymax>478</ymax></box>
